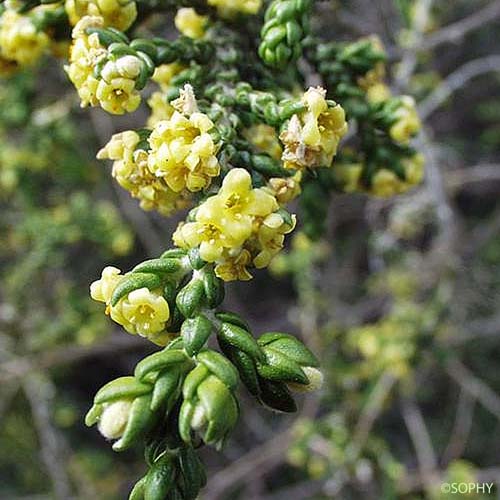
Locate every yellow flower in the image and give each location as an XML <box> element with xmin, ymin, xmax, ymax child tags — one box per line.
<box><xmin>65</xmin><ymin>0</ymin><xmax>137</xmax><ymax>30</ymax></box>
<box><xmin>147</xmin><ymin>91</ymin><xmax>175</xmax><ymax>127</ymax></box>
<box><xmin>370</xmin><ymin>169</ymin><xmax>403</xmax><ymax>197</ymax></box>
<box><xmin>152</xmin><ymin>62</ymin><xmax>185</xmax><ymax>91</ymax></box>
<box><xmin>65</xmin><ymin>16</ymin><xmax>107</xmax><ymax>108</ymax></box>
<box><xmin>207</xmin><ymin>0</ymin><xmax>261</xmax><ymax>18</ymax></box>
<box><xmin>402</xmin><ymin>153</ymin><xmax>425</xmax><ymax>186</ymax></box>
<box><xmin>390</xmin><ymin>96</ymin><xmax>421</xmax><ymax>144</ymax></box>
<box><xmin>148</xmin><ymin>111</ymin><xmax>220</xmax><ymax>192</ymax></box>
<box><xmin>333</xmin><ymin>162</ymin><xmax>364</xmax><ymax>193</ymax></box>
<box><xmin>252</xmin><ymin>211</ymin><xmax>296</xmax><ymax>268</ymax></box>
<box><xmin>215</xmin><ymin>249</ymin><xmax>253</xmax><ymax>281</ymax></box>
<box><xmin>110</xmin><ymin>287</ymin><xmax>170</xmax><ymax>336</ymax></box>
<box><xmin>98</xmin><ymin>131</ymin><xmax>188</xmax><ymax>215</ymax></box>
<box><xmin>90</xmin><ymin>266</ymin><xmax>122</xmax><ymax>305</ymax></box>
<box><xmin>267</xmin><ymin>171</ymin><xmax>302</xmax><ymax>204</ymax></box>
<box><xmin>0</xmin><ymin>9</ymin><xmax>50</xmax><ymax>66</ymax></box>
<box><xmin>366</xmin><ymin>83</ymin><xmax>391</xmax><ymax>104</ymax></box>
<box><xmin>281</xmin><ymin>87</ymin><xmax>348</xmax><ymax>169</ymax></box>
<box><xmin>175</xmin><ymin>8</ymin><xmax>207</xmax><ymax>39</ymax></box>
<box><xmin>96</xmin><ymin>73</ymin><xmax>141</xmax><ymax>114</ymax></box>
<box><xmin>243</xmin><ymin>124</ymin><xmax>282</xmax><ymax>160</ymax></box>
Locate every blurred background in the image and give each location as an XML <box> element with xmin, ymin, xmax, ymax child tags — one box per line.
<box><xmin>1</xmin><ymin>0</ymin><xmax>500</xmax><ymax>498</ymax></box>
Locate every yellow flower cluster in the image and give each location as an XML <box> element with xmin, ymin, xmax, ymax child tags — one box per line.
<box><xmin>371</xmin><ymin>153</ymin><xmax>424</xmax><ymax>197</ymax></box>
<box><xmin>97</xmin><ymin>130</ymin><xmax>190</xmax><ymax>215</ymax></box>
<box><xmin>0</xmin><ymin>9</ymin><xmax>50</xmax><ymax>67</ymax></box>
<box><xmin>280</xmin><ymin>87</ymin><xmax>348</xmax><ymax>170</ymax></box>
<box><xmin>66</xmin><ymin>16</ymin><xmax>142</xmax><ymax>114</ymax></box>
<box><xmin>207</xmin><ymin>0</ymin><xmax>261</xmax><ymax>18</ymax></box>
<box><xmin>267</xmin><ymin>172</ymin><xmax>302</xmax><ymax>204</ymax></box>
<box><xmin>148</xmin><ymin>111</ymin><xmax>220</xmax><ymax>193</ymax></box>
<box><xmin>147</xmin><ymin>92</ymin><xmax>175</xmax><ymax>127</ymax></box>
<box><xmin>65</xmin><ymin>16</ymin><xmax>107</xmax><ymax>107</ymax></box>
<box><xmin>389</xmin><ymin>96</ymin><xmax>421</xmax><ymax>144</ymax></box>
<box><xmin>173</xmin><ymin>168</ymin><xmax>295</xmax><ymax>281</ymax></box>
<box><xmin>152</xmin><ymin>62</ymin><xmax>185</xmax><ymax>91</ymax></box>
<box><xmin>243</xmin><ymin>124</ymin><xmax>282</xmax><ymax>161</ymax></box>
<box><xmin>347</xmin><ymin>302</ymin><xmax>422</xmax><ymax>379</ymax></box>
<box><xmin>90</xmin><ymin>266</ymin><xmax>171</xmax><ymax>342</ymax></box>
<box><xmin>174</xmin><ymin>8</ymin><xmax>207</xmax><ymax>39</ymax></box>
<box><xmin>65</xmin><ymin>0</ymin><xmax>137</xmax><ymax>30</ymax></box>
<box><xmin>334</xmin><ymin>153</ymin><xmax>424</xmax><ymax>198</ymax></box>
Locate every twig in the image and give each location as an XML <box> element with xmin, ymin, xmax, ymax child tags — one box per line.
<box><xmin>446</xmin><ymin>358</ymin><xmax>500</xmax><ymax>421</ymax></box>
<box><xmin>345</xmin><ymin>371</ymin><xmax>397</xmax><ymax>462</ymax></box>
<box><xmin>419</xmin><ymin>55</ymin><xmax>500</xmax><ymax>120</ymax></box>
<box><xmin>445</xmin><ymin>164</ymin><xmax>500</xmax><ymax>192</ymax></box>
<box><xmin>24</xmin><ymin>373</ymin><xmax>73</xmax><ymax>500</ymax></box>
<box><xmin>420</xmin><ymin>1</ymin><xmax>500</xmax><ymax>51</ymax></box>
<box><xmin>442</xmin><ymin>389</ymin><xmax>475</xmax><ymax>465</ymax></box>
<box><xmin>0</xmin><ymin>334</ymin><xmax>146</xmax><ymax>382</ymax></box>
<box><xmin>204</xmin><ymin>431</ymin><xmax>292</xmax><ymax>500</ymax></box>
<box><xmin>400</xmin><ymin>396</ymin><xmax>440</xmax><ymax>494</ymax></box>
<box><xmin>395</xmin><ymin>0</ymin><xmax>435</xmax><ymax>88</ymax></box>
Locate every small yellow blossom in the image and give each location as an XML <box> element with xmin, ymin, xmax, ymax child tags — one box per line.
<box><xmin>152</xmin><ymin>62</ymin><xmax>185</xmax><ymax>91</ymax></box>
<box><xmin>244</xmin><ymin>124</ymin><xmax>282</xmax><ymax>160</ymax></box>
<box><xmin>390</xmin><ymin>96</ymin><xmax>421</xmax><ymax>144</ymax></box>
<box><xmin>110</xmin><ymin>287</ymin><xmax>170</xmax><ymax>336</ymax></box>
<box><xmin>147</xmin><ymin>111</ymin><xmax>220</xmax><ymax>192</ymax></box>
<box><xmin>66</xmin><ymin>17</ymin><xmax>141</xmax><ymax>114</ymax></box>
<box><xmin>252</xmin><ymin>211</ymin><xmax>296</xmax><ymax>268</ymax></box>
<box><xmin>0</xmin><ymin>9</ymin><xmax>50</xmax><ymax>66</ymax></box>
<box><xmin>98</xmin><ymin>130</ymin><xmax>189</xmax><ymax>215</ymax></box>
<box><xmin>65</xmin><ymin>16</ymin><xmax>107</xmax><ymax>108</ymax></box>
<box><xmin>90</xmin><ymin>266</ymin><xmax>122</xmax><ymax>305</ymax></box>
<box><xmin>175</xmin><ymin>8</ymin><xmax>207</xmax><ymax>39</ymax></box>
<box><xmin>207</xmin><ymin>0</ymin><xmax>261</xmax><ymax>18</ymax></box>
<box><xmin>173</xmin><ymin>169</ymin><xmax>277</xmax><ymax>263</ymax></box>
<box><xmin>333</xmin><ymin>162</ymin><xmax>364</xmax><ymax>193</ymax></box>
<box><xmin>215</xmin><ymin>249</ymin><xmax>253</xmax><ymax>281</ymax></box>
<box><xmin>65</xmin><ymin>0</ymin><xmax>137</xmax><ymax>30</ymax></box>
<box><xmin>281</xmin><ymin>87</ymin><xmax>348</xmax><ymax>169</ymax></box>
<box><xmin>147</xmin><ymin>91</ymin><xmax>175</xmax><ymax>127</ymax></box>
<box><xmin>371</xmin><ymin>169</ymin><xmax>403</xmax><ymax>197</ymax></box>
<box><xmin>402</xmin><ymin>153</ymin><xmax>424</xmax><ymax>185</ymax></box>
<box><xmin>267</xmin><ymin>171</ymin><xmax>302</xmax><ymax>204</ymax></box>
<box><xmin>366</xmin><ymin>83</ymin><xmax>391</xmax><ymax>104</ymax></box>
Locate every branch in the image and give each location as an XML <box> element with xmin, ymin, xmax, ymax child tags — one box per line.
<box><xmin>0</xmin><ymin>334</ymin><xmax>146</xmax><ymax>383</ymax></box>
<box><xmin>400</xmin><ymin>396</ymin><xmax>440</xmax><ymax>495</ymax></box>
<box><xmin>24</xmin><ymin>373</ymin><xmax>73</xmax><ymax>500</ymax></box>
<box><xmin>445</xmin><ymin>164</ymin><xmax>500</xmax><ymax>192</ymax></box>
<box><xmin>345</xmin><ymin>371</ymin><xmax>397</xmax><ymax>462</ymax></box>
<box><xmin>446</xmin><ymin>358</ymin><xmax>500</xmax><ymax>421</ymax></box>
<box><xmin>442</xmin><ymin>389</ymin><xmax>475</xmax><ymax>464</ymax></box>
<box><xmin>420</xmin><ymin>1</ymin><xmax>500</xmax><ymax>51</ymax></box>
<box><xmin>419</xmin><ymin>55</ymin><xmax>500</xmax><ymax>120</ymax></box>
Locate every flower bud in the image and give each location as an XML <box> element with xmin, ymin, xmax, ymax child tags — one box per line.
<box><xmin>98</xmin><ymin>400</ymin><xmax>133</xmax><ymax>439</ymax></box>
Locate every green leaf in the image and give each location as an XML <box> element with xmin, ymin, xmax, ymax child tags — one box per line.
<box><xmin>181</xmin><ymin>315</ymin><xmax>213</xmax><ymax>356</ymax></box>
<box><xmin>218</xmin><ymin>323</ymin><xmax>264</xmax><ymax>362</ymax></box>
<box><xmin>131</xmin><ymin>258</ymin><xmax>181</xmax><ymax>275</ymax></box>
<box><xmin>111</xmin><ymin>273</ymin><xmax>162</xmax><ymax>306</ymax></box>
<box><xmin>197</xmin><ymin>350</ymin><xmax>239</xmax><ymax>390</ymax></box>
<box><xmin>134</xmin><ymin>350</ymin><xmax>188</xmax><ymax>381</ymax></box>
<box><xmin>94</xmin><ymin>376</ymin><xmax>152</xmax><ymax>404</ymax></box>
<box><xmin>144</xmin><ymin>455</ymin><xmax>176</xmax><ymax>500</ymax></box>
<box><xmin>176</xmin><ymin>279</ymin><xmax>205</xmax><ymax>318</ymax></box>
